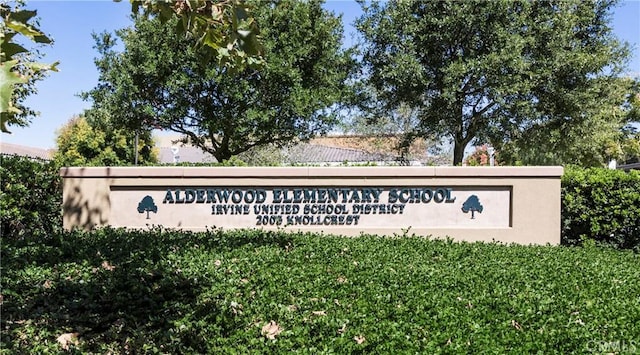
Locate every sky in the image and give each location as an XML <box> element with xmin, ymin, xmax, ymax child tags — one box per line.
<box><xmin>2</xmin><ymin>0</ymin><xmax>639</xmax><ymax>150</ymax></box>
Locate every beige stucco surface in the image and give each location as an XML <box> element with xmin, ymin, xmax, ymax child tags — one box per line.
<box><xmin>61</xmin><ymin>166</ymin><xmax>563</xmax><ymax>245</ymax></box>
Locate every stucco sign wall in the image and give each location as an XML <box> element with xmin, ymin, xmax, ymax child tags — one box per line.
<box><xmin>61</xmin><ymin>166</ymin><xmax>563</xmax><ymax>245</ymax></box>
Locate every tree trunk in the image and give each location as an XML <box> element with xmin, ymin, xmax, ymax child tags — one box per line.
<box><xmin>453</xmin><ymin>139</ymin><xmax>466</xmax><ymax>166</ymax></box>
<box><xmin>452</xmin><ymin>101</ymin><xmax>468</xmax><ymax>166</ymax></box>
<box><xmin>214</xmin><ymin>149</ymin><xmax>233</xmax><ymax>163</ymax></box>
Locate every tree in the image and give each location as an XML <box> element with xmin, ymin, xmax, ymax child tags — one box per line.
<box><xmin>496</xmin><ymin>76</ymin><xmax>637</xmax><ymax>166</ymax></box>
<box><xmin>1</xmin><ymin>1</ymin><xmax>58</xmax><ymax>133</ymax></box>
<box><xmin>619</xmin><ymin>82</ymin><xmax>640</xmax><ymax>164</ymax></box>
<box><xmin>127</xmin><ymin>0</ymin><xmax>264</xmax><ymax>70</ymax></box>
<box><xmin>84</xmin><ymin>0</ymin><xmax>355</xmax><ymax>162</ymax></box>
<box><xmin>620</xmin><ymin>129</ymin><xmax>640</xmax><ymax>164</ymax></box>
<box><xmin>53</xmin><ymin>115</ymin><xmax>157</xmax><ymax>166</ymax></box>
<box><xmin>356</xmin><ymin>0</ymin><xmax>631</xmax><ymax>165</ymax></box>
<box><xmin>1</xmin><ymin>0</ymin><xmax>261</xmax><ymax>134</ymax></box>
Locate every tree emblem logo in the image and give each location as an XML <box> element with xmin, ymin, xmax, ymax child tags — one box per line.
<box><xmin>137</xmin><ymin>195</ymin><xmax>158</xmax><ymax>219</ymax></box>
<box><xmin>461</xmin><ymin>195</ymin><xmax>483</xmax><ymax>219</ymax></box>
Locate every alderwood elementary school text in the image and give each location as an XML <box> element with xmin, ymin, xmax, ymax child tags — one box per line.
<box><xmin>164</xmin><ymin>186</ymin><xmax>456</xmax><ymax>225</ymax></box>
<box><xmin>61</xmin><ymin>166</ymin><xmax>563</xmax><ymax>245</ymax></box>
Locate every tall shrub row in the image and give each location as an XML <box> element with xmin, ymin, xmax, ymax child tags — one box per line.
<box><xmin>0</xmin><ymin>154</ymin><xmax>62</xmax><ymax>239</ymax></box>
<box><xmin>561</xmin><ymin>167</ymin><xmax>640</xmax><ymax>250</ymax></box>
<box><xmin>1</xmin><ymin>155</ymin><xmax>639</xmax><ymax>250</ymax></box>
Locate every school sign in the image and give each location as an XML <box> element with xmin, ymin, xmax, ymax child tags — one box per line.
<box><xmin>61</xmin><ymin>166</ymin><xmax>562</xmax><ymax>245</ymax></box>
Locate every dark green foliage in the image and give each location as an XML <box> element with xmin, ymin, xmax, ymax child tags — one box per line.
<box><xmin>85</xmin><ymin>0</ymin><xmax>355</xmax><ymax>163</ymax></box>
<box><xmin>2</xmin><ymin>228</ymin><xmax>639</xmax><ymax>353</ymax></box>
<box><xmin>562</xmin><ymin>167</ymin><xmax>640</xmax><ymax>250</ymax></box>
<box><xmin>0</xmin><ymin>154</ymin><xmax>62</xmax><ymax>239</ymax></box>
<box><xmin>356</xmin><ymin>0</ymin><xmax>631</xmax><ymax>165</ymax></box>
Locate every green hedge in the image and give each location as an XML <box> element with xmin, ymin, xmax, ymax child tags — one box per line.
<box><xmin>2</xmin><ymin>229</ymin><xmax>639</xmax><ymax>353</ymax></box>
<box><xmin>562</xmin><ymin>167</ymin><xmax>640</xmax><ymax>250</ymax></box>
<box><xmin>0</xmin><ymin>154</ymin><xmax>62</xmax><ymax>240</ymax></box>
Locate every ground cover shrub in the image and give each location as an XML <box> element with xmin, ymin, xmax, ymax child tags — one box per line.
<box><xmin>0</xmin><ymin>155</ymin><xmax>62</xmax><ymax>240</ymax></box>
<box><xmin>2</xmin><ymin>228</ymin><xmax>639</xmax><ymax>353</ymax></box>
<box><xmin>562</xmin><ymin>167</ymin><xmax>640</xmax><ymax>250</ymax></box>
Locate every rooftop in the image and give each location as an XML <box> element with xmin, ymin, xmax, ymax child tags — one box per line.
<box><xmin>0</xmin><ymin>142</ymin><xmax>53</xmax><ymax>160</ymax></box>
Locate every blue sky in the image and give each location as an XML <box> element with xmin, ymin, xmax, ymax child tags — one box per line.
<box><xmin>2</xmin><ymin>0</ymin><xmax>639</xmax><ymax>149</ymax></box>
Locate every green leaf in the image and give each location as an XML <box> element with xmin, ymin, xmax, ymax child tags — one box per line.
<box><xmin>0</xmin><ymin>60</ymin><xmax>27</xmax><ymax>110</ymax></box>
<box><xmin>1</xmin><ymin>111</ymin><xmax>13</xmax><ymax>133</ymax></box>
<box><xmin>157</xmin><ymin>3</ymin><xmax>174</xmax><ymax>23</ymax></box>
<box><xmin>27</xmin><ymin>61</ymin><xmax>60</xmax><ymax>72</ymax></box>
<box><xmin>129</xmin><ymin>0</ymin><xmax>141</xmax><ymax>15</ymax></box>
<box><xmin>1</xmin><ymin>42</ymin><xmax>29</xmax><ymax>59</ymax></box>
<box><xmin>32</xmin><ymin>34</ymin><xmax>53</xmax><ymax>45</ymax></box>
<box><xmin>203</xmin><ymin>30</ymin><xmax>222</xmax><ymax>50</ymax></box>
<box><xmin>6</xmin><ymin>20</ymin><xmax>46</xmax><ymax>41</ymax></box>
<box><xmin>9</xmin><ymin>9</ymin><xmax>37</xmax><ymax>24</ymax></box>
<box><xmin>0</xmin><ymin>60</ymin><xmax>28</xmax><ymax>133</ymax></box>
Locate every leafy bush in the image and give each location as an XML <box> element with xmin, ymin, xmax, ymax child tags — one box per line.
<box><xmin>562</xmin><ymin>166</ymin><xmax>640</xmax><ymax>250</ymax></box>
<box><xmin>2</xmin><ymin>228</ymin><xmax>639</xmax><ymax>353</ymax></box>
<box><xmin>0</xmin><ymin>154</ymin><xmax>62</xmax><ymax>240</ymax></box>
<box><xmin>464</xmin><ymin>144</ymin><xmax>500</xmax><ymax>166</ymax></box>
<box><xmin>53</xmin><ymin>115</ymin><xmax>158</xmax><ymax>167</ymax></box>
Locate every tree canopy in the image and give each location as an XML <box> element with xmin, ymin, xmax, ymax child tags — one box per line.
<box><xmin>84</xmin><ymin>0</ymin><xmax>355</xmax><ymax>162</ymax></box>
<box><xmin>1</xmin><ymin>0</ymin><xmax>261</xmax><ymax>134</ymax></box>
<box><xmin>53</xmin><ymin>115</ymin><xmax>157</xmax><ymax>166</ymax></box>
<box><xmin>356</xmin><ymin>0</ymin><xmax>632</xmax><ymax>165</ymax></box>
<box><xmin>126</xmin><ymin>0</ymin><xmax>264</xmax><ymax>70</ymax></box>
<box><xmin>497</xmin><ymin>77</ymin><xmax>638</xmax><ymax>166</ymax></box>
<box><xmin>0</xmin><ymin>1</ymin><xmax>58</xmax><ymax>133</ymax></box>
